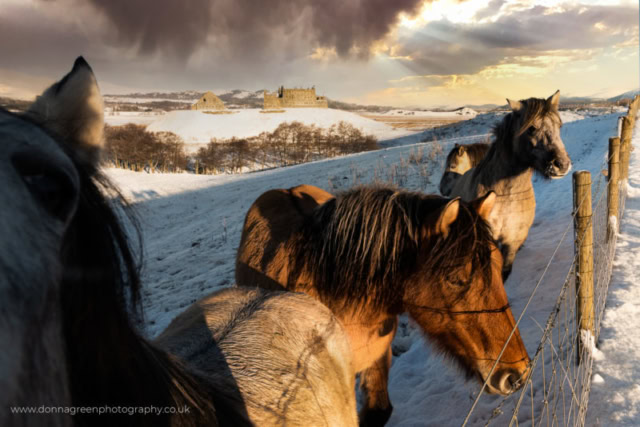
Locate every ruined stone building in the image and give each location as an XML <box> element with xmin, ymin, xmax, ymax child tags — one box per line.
<box><xmin>191</xmin><ymin>91</ymin><xmax>225</xmax><ymax>110</ymax></box>
<box><xmin>263</xmin><ymin>86</ymin><xmax>328</xmax><ymax>109</ymax></box>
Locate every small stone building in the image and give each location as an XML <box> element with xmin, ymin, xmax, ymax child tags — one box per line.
<box><xmin>191</xmin><ymin>91</ymin><xmax>225</xmax><ymax>111</ymax></box>
<box><xmin>264</xmin><ymin>86</ymin><xmax>328</xmax><ymax>109</ymax></box>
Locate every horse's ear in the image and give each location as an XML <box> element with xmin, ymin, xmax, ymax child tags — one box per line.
<box><xmin>547</xmin><ymin>90</ymin><xmax>560</xmax><ymax>110</ymax></box>
<box><xmin>507</xmin><ymin>98</ymin><xmax>522</xmax><ymax>112</ymax></box>
<box><xmin>472</xmin><ymin>191</ymin><xmax>496</xmax><ymax>220</ymax></box>
<box><xmin>454</xmin><ymin>143</ymin><xmax>460</xmax><ymax>148</ymax></box>
<box><xmin>26</xmin><ymin>56</ymin><xmax>104</xmax><ymax>168</ymax></box>
<box><xmin>436</xmin><ymin>198</ymin><xmax>460</xmax><ymax>238</ymax></box>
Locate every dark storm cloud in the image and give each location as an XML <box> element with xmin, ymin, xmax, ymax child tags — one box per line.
<box><xmin>393</xmin><ymin>3</ymin><xmax>638</xmax><ymax>76</ymax></box>
<box><xmin>0</xmin><ymin>5</ymin><xmax>89</xmax><ymax>73</ymax></box>
<box><xmin>85</xmin><ymin>0</ymin><xmax>424</xmax><ymax>59</ymax></box>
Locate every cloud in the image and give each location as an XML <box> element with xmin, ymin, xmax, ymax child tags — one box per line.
<box><xmin>84</xmin><ymin>0</ymin><xmax>425</xmax><ymax>60</ymax></box>
<box><xmin>389</xmin><ymin>3</ymin><xmax>639</xmax><ymax>76</ymax></box>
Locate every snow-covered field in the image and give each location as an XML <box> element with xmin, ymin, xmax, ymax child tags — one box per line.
<box><xmin>381</xmin><ymin>107</ymin><xmax>477</xmax><ymax>117</ymax></box>
<box><xmin>104</xmin><ymin>111</ymin><xmax>167</xmax><ymax>126</ymax></box>
<box><xmin>145</xmin><ymin>108</ymin><xmax>417</xmax><ymax>143</ymax></box>
<box><xmin>105</xmin><ymin>108</ymin><xmax>637</xmax><ymax>426</ymax></box>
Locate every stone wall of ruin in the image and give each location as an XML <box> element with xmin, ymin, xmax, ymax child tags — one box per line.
<box><xmin>263</xmin><ymin>87</ymin><xmax>328</xmax><ymax>109</ymax></box>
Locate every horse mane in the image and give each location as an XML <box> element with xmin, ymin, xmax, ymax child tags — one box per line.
<box><xmin>11</xmin><ymin>109</ymin><xmax>220</xmax><ymax>426</ymax></box>
<box><xmin>294</xmin><ymin>185</ymin><xmax>495</xmax><ymax>314</ymax></box>
<box><xmin>473</xmin><ymin>97</ymin><xmax>561</xmax><ymax>182</ymax></box>
<box><xmin>445</xmin><ymin>142</ymin><xmax>490</xmax><ymax>167</ymax></box>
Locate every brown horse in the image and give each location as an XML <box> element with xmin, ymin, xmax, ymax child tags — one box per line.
<box><xmin>439</xmin><ymin>142</ymin><xmax>490</xmax><ymax>196</ymax></box>
<box><xmin>236</xmin><ymin>184</ymin><xmax>531</xmax><ymax>426</ymax></box>
<box><xmin>450</xmin><ymin>91</ymin><xmax>571</xmax><ymax>280</ymax></box>
<box><xmin>1</xmin><ymin>58</ymin><xmax>357</xmax><ymax>427</ymax></box>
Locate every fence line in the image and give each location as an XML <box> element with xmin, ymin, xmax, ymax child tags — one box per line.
<box><xmin>462</xmin><ymin>95</ymin><xmax>639</xmax><ymax>426</ymax></box>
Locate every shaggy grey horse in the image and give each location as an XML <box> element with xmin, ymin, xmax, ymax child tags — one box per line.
<box><xmin>449</xmin><ymin>92</ymin><xmax>572</xmax><ymax>280</ymax></box>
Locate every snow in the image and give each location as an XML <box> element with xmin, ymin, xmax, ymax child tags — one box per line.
<box><xmin>146</xmin><ymin>108</ymin><xmax>417</xmax><ymax>143</ymax></box>
<box><xmin>104</xmin><ymin>96</ymin><xmax>196</xmax><ymax>104</ymax></box>
<box><xmin>586</xmin><ymin>117</ymin><xmax>640</xmax><ymax>427</ymax></box>
<box><xmin>381</xmin><ymin>108</ymin><xmax>477</xmax><ymax>118</ymax></box>
<box><xmin>231</xmin><ymin>90</ymin><xmax>252</xmax><ymax>99</ymax></box>
<box><xmin>103</xmin><ymin>108</ymin><xmax>637</xmax><ymax>425</ymax></box>
<box><xmin>104</xmin><ymin>111</ymin><xmax>166</xmax><ymax>126</ymax></box>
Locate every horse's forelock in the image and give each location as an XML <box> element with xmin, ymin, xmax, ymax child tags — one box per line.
<box><xmin>423</xmin><ymin>202</ymin><xmax>495</xmax><ymax>292</ymax></box>
<box><xmin>514</xmin><ymin>98</ymin><xmax>560</xmax><ymax>137</ymax></box>
<box><xmin>299</xmin><ymin>186</ymin><xmax>437</xmax><ymax>312</ymax></box>
<box><xmin>298</xmin><ymin>186</ymin><xmax>495</xmax><ymax>313</ymax></box>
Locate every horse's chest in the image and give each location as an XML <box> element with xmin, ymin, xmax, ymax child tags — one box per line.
<box><xmin>490</xmin><ymin>198</ymin><xmax>535</xmax><ymax>240</ymax></box>
<box><xmin>339</xmin><ymin>315</ymin><xmax>396</xmax><ymax>373</ymax></box>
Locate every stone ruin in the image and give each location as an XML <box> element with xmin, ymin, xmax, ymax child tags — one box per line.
<box><xmin>191</xmin><ymin>91</ymin><xmax>225</xmax><ymax>111</ymax></box>
<box><xmin>263</xmin><ymin>86</ymin><xmax>328</xmax><ymax>109</ymax></box>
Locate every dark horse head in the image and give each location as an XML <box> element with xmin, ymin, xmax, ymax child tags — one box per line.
<box><xmin>500</xmin><ymin>91</ymin><xmax>571</xmax><ymax>179</ymax></box>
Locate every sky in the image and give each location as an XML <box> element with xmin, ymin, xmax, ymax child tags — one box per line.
<box><xmin>0</xmin><ymin>0</ymin><xmax>638</xmax><ymax>108</ymax></box>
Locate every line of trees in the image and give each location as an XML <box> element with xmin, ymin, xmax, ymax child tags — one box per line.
<box><xmin>104</xmin><ymin>124</ymin><xmax>188</xmax><ymax>173</ymax></box>
<box><xmin>194</xmin><ymin>121</ymin><xmax>378</xmax><ymax>174</ymax></box>
<box><xmin>103</xmin><ymin>121</ymin><xmax>378</xmax><ymax>174</ymax></box>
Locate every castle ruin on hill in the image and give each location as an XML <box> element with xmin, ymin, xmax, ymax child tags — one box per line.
<box><xmin>263</xmin><ymin>86</ymin><xmax>328</xmax><ymax>109</ymax></box>
<box><xmin>191</xmin><ymin>91</ymin><xmax>225</xmax><ymax>110</ymax></box>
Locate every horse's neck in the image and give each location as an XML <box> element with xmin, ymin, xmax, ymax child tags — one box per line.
<box><xmin>475</xmin><ymin>138</ymin><xmax>533</xmax><ymax>196</ymax></box>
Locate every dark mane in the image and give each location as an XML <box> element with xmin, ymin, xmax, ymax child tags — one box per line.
<box><xmin>11</xmin><ymin>109</ymin><xmax>220</xmax><ymax>426</ymax></box>
<box><xmin>293</xmin><ymin>185</ymin><xmax>495</xmax><ymax>313</ymax></box>
<box><xmin>474</xmin><ymin>97</ymin><xmax>561</xmax><ymax>181</ymax></box>
<box><xmin>445</xmin><ymin>142</ymin><xmax>490</xmax><ymax>167</ymax></box>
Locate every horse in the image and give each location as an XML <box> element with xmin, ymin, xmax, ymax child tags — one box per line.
<box><xmin>449</xmin><ymin>91</ymin><xmax>571</xmax><ymax>280</ymax></box>
<box><xmin>439</xmin><ymin>142</ymin><xmax>490</xmax><ymax>196</ymax></box>
<box><xmin>1</xmin><ymin>57</ymin><xmax>358</xmax><ymax>427</ymax></box>
<box><xmin>236</xmin><ymin>184</ymin><xmax>531</xmax><ymax>426</ymax></box>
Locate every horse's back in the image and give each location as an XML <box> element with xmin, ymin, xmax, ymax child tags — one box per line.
<box><xmin>236</xmin><ymin>185</ymin><xmax>333</xmax><ymax>290</ymax></box>
<box><xmin>156</xmin><ymin>287</ymin><xmax>357</xmax><ymax>426</ymax></box>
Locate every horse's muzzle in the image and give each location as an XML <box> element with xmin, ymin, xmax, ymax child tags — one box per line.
<box><xmin>546</xmin><ymin>158</ymin><xmax>572</xmax><ymax>179</ymax></box>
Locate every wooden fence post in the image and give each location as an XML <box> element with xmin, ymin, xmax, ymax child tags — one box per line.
<box><xmin>607</xmin><ymin>137</ymin><xmax>620</xmax><ymax>240</ymax></box>
<box><xmin>573</xmin><ymin>171</ymin><xmax>594</xmax><ymax>364</ymax></box>
<box><xmin>620</xmin><ymin>117</ymin><xmax>633</xmax><ymax>181</ymax></box>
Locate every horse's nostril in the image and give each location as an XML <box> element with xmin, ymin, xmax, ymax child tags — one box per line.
<box><xmin>491</xmin><ymin>369</ymin><xmax>523</xmax><ymax>395</ymax></box>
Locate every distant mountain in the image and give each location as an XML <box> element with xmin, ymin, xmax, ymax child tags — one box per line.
<box><xmin>463</xmin><ymin>103</ymin><xmax>500</xmax><ymax>111</ymax></box>
<box><xmin>607</xmin><ymin>89</ymin><xmax>640</xmax><ymax>102</ymax></box>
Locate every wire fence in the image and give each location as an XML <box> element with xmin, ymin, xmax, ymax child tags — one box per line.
<box><xmin>462</xmin><ymin>97</ymin><xmax>639</xmax><ymax>427</ymax></box>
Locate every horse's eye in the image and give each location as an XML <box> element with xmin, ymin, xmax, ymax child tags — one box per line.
<box><xmin>12</xmin><ymin>151</ymin><xmax>78</xmax><ymax>222</ymax></box>
<box><xmin>527</xmin><ymin>126</ymin><xmax>536</xmax><ymax>135</ymax></box>
<box><xmin>451</xmin><ymin>279</ymin><xmax>469</xmax><ymax>288</ymax></box>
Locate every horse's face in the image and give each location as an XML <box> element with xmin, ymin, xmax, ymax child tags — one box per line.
<box><xmin>0</xmin><ymin>57</ymin><xmax>103</xmax><ymax>413</ymax></box>
<box><xmin>510</xmin><ymin>91</ymin><xmax>572</xmax><ymax>179</ymax></box>
<box><xmin>409</xmin><ymin>193</ymin><xmax>530</xmax><ymax>395</ymax></box>
<box><xmin>439</xmin><ymin>145</ymin><xmax>473</xmax><ymax>196</ymax></box>
<box><xmin>446</xmin><ymin>145</ymin><xmax>474</xmax><ymax>175</ymax></box>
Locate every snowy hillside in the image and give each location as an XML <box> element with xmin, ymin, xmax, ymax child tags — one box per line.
<box><xmin>105</xmin><ymin>108</ymin><xmax>636</xmax><ymax>425</ymax></box>
<box><xmin>145</xmin><ymin>108</ymin><xmax>417</xmax><ymax>143</ymax></box>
